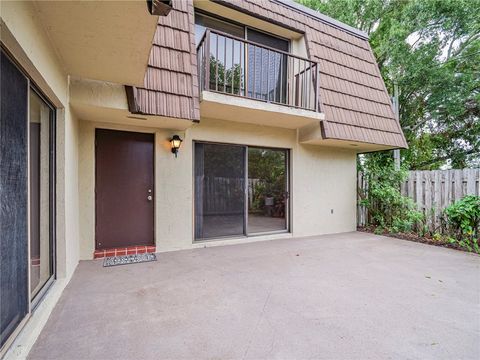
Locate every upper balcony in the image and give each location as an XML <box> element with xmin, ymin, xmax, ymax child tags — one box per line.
<box><xmin>196</xmin><ymin>29</ymin><xmax>324</xmax><ymax>129</ymax></box>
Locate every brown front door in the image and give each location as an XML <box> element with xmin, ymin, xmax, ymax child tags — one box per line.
<box><xmin>95</xmin><ymin>129</ymin><xmax>154</xmax><ymax>249</ymax></box>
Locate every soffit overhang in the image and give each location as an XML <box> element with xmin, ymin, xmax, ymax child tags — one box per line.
<box><xmin>70</xmin><ymin>78</ymin><xmax>193</xmax><ymax>130</ymax></box>
<box><xmin>33</xmin><ymin>1</ymin><xmax>158</xmax><ymax>86</ymax></box>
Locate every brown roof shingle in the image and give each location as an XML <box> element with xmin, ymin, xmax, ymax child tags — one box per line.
<box><xmin>127</xmin><ymin>0</ymin><xmax>407</xmax><ymax>148</ymax></box>
<box><xmin>126</xmin><ymin>0</ymin><xmax>200</xmax><ymax>120</ymax></box>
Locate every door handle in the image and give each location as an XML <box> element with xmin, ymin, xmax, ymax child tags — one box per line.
<box><xmin>147</xmin><ymin>195</ymin><xmax>153</xmax><ymax>201</ymax></box>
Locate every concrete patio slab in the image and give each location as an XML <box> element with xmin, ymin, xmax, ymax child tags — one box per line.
<box><xmin>28</xmin><ymin>232</ymin><xmax>480</xmax><ymax>360</ymax></box>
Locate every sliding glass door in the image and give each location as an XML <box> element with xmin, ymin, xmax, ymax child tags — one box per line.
<box><xmin>1</xmin><ymin>49</ymin><xmax>56</xmax><ymax>348</ymax></box>
<box><xmin>194</xmin><ymin>142</ymin><xmax>289</xmax><ymax>241</ymax></box>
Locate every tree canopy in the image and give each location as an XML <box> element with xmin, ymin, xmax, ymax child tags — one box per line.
<box><xmin>299</xmin><ymin>0</ymin><xmax>480</xmax><ymax>169</ymax></box>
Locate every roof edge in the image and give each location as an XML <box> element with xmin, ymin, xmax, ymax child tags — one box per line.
<box><xmin>321</xmin><ymin>121</ymin><xmax>409</xmax><ymax>149</ymax></box>
<box><xmin>274</xmin><ymin>0</ymin><xmax>369</xmax><ymax>40</ymax></box>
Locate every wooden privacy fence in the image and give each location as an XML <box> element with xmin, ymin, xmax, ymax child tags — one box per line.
<box><xmin>201</xmin><ymin>176</ymin><xmax>244</xmax><ymax>216</ymax></box>
<box><xmin>200</xmin><ymin>177</ymin><xmax>262</xmax><ymax>215</ymax></box>
<box><xmin>358</xmin><ymin>169</ymin><xmax>480</xmax><ymax>230</ymax></box>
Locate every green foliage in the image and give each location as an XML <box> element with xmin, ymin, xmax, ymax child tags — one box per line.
<box><xmin>444</xmin><ymin>195</ymin><xmax>480</xmax><ymax>253</ymax></box>
<box><xmin>248</xmin><ymin>148</ymin><xmax>286</xmax><ymax>213</ymax></box>
<box><xmin>298</xmin><ymin>0</ymin><xmax>480</xmax><ymax>169</ymax></box>
<box><xmin>432</xmin><ymin>232</ymin><xmax>443</xmax><ymax>242</ymax></box>
<box><xmin>359</xmin><ymin>156</ymin><xmax>423</xmax><ymax>233</ymax></box>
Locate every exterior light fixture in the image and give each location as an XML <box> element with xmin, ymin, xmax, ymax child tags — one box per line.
<box><xmin>170</xmin><ymin>135</ymin><xmax>182</xmax><ymax>157</ymax></box>
<box><xmin>146</xmin><ymin>0</ymin><xmax>172</xmax><ymax>16</ymax></box>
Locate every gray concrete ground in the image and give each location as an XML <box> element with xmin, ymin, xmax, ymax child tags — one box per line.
<box><xmin>29</xmin><ymin>232</ymin><xmax>480</xmax><ymax>360</ymax></box>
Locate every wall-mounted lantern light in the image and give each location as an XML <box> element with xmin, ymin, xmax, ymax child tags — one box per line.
<box><xmin>170</xmin><ymin>135</ymin><xmax>183</xmax><ymax>158</ymax></box>
<box><xmin>146</xmin><ymin>0</ymin><xmax>172</xmax><ymax>16</ymax></box>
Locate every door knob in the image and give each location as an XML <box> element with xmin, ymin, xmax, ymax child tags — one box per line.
<box><xmin>147</xmin><ymin>195</ymin><xmax>153</xmax><ymax>201</ymax></box>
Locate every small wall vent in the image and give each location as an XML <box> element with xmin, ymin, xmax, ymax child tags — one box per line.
<box><xmin>127</xmin><ymin>115</ymin><xmax>148</xmax><ymax>121</ymax></box>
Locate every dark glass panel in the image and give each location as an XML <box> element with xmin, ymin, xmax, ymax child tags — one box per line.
<box><xmin>0</xmin><ymin>49</ymin><xmax>29</xmax><ymax>348</ymax></box>
<box><xmin>247</xmin><ymin>29</ymin><xmax>289</xmax><ymax>52</ymax></box>
<box><xmin>246</xmin><ymin>29</ymin><xmax>288</xmax><ymax>103</ymax></box>
<box><xmin>195</xmin><ymin>12</ymin><xmax>244</xmax><ymax>45</ymax></box>
<box><xmin>195</xmin><ymin>143</ymin><xmax>246</xmax><ymax>239</ymax></box>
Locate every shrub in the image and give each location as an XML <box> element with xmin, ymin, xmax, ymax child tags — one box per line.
<box><xmin>358</xmin><ymin>156</ymin><xmax>424</xmax><ymax>233</ymax></box>
<box><xmin>444</xmin><ymin>195</ymin><xmax>480</xmax><ymax>253</ymax></box>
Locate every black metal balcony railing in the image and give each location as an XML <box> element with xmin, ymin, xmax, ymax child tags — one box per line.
<box><xmin>197</xmin><ymin>29</ymin><xmax>320</xmax><ymax>112</ymax></box>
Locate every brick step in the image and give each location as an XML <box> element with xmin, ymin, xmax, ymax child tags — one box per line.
<box><xmin>94</xmin><ymin>245</ymin><xmax>156</xmax><ymax>259</ymax></box>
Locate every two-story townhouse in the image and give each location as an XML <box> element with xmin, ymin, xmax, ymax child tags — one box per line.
<box><xmin>0</xmin><ymin>0</ymin><xmax>406</xmax><ymax>356</ymax></box>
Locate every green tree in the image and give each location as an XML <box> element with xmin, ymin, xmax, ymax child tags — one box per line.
<box><xmin>299</xmin><ymin>0</ymin><xmax>480</xmax><ymax>169</ymax></box>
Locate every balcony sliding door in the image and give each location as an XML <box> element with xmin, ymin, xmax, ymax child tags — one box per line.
<box><xmin>195</xmin><ymin>12</ymin><xmax>245</xmax><ymax>95</ymax></box>
<box><xmin>246</xmin><ymin>29</ymin><xmax>289</xmax><ymax>104</ymax></box>
<box><xmin>194</xmin><ymin>142</ymin><xmax>289</xmax><ymax>241</ymax></box>
<box><xmin>195</xmin><ymin>12</ymin><xmax>291</xmax><ymax>101</ymax></box>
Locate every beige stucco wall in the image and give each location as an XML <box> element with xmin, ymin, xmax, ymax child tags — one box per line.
<box><xmin>63</xmin><ymin>104</ymin><xmax>80</xmax><ymax>277</ymax></box>
<box><xmin>293</xmin><ymin>144</ymin><xmax>357</xmax><ymax>235</ymax></box>
<box><xmin>1</xmin><ymin>1</ymin><xmax>80</xmax><ymax>281</ymax></box>
<box><xmin>77</xmin><ymin>117</ymin><xmax>357</xmax><ymax>259</ymax></box>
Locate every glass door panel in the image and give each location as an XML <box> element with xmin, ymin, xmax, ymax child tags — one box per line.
<box><xmin>246</xmin><ymin>29</ymin><xmax>289</xmax><ymax>104</ymax></box>
<box><xmin>1</xmin><ymin>49</ymin><xmax>29</xmax><ymax>348</ymax></box>
<box><xmin>29</xmin><ymin>90</ymin><xmax>54</xmax><ymax>299</ymax></box>
<box><xmin>195</xmin><ymin>143</ymin><xmax>246</xmax><ymax>239</ymax></box>
<box><xmin>195</xmin><ymin>12</ymin><xmax>244</xmax><ymax>46</ymax></box>
<box><xmin>194</xmin><ymin>13</ymin><xmax>246</xmax><ymax>96</ymax></box>
<box><xmin>247</xmin><ymin>148</ymin><xmax>288</xmax><ymax>234</ymax></box>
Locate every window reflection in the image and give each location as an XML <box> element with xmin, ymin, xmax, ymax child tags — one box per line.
<box><xmin>29</xmin><ymin>90</ymin><xmax>54</xmax><ymax>299</ymax></box>
<box><xmin>248</xmin><ymin>148</ymin><xmax>287</xmax><ymax>233</ymax></box>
